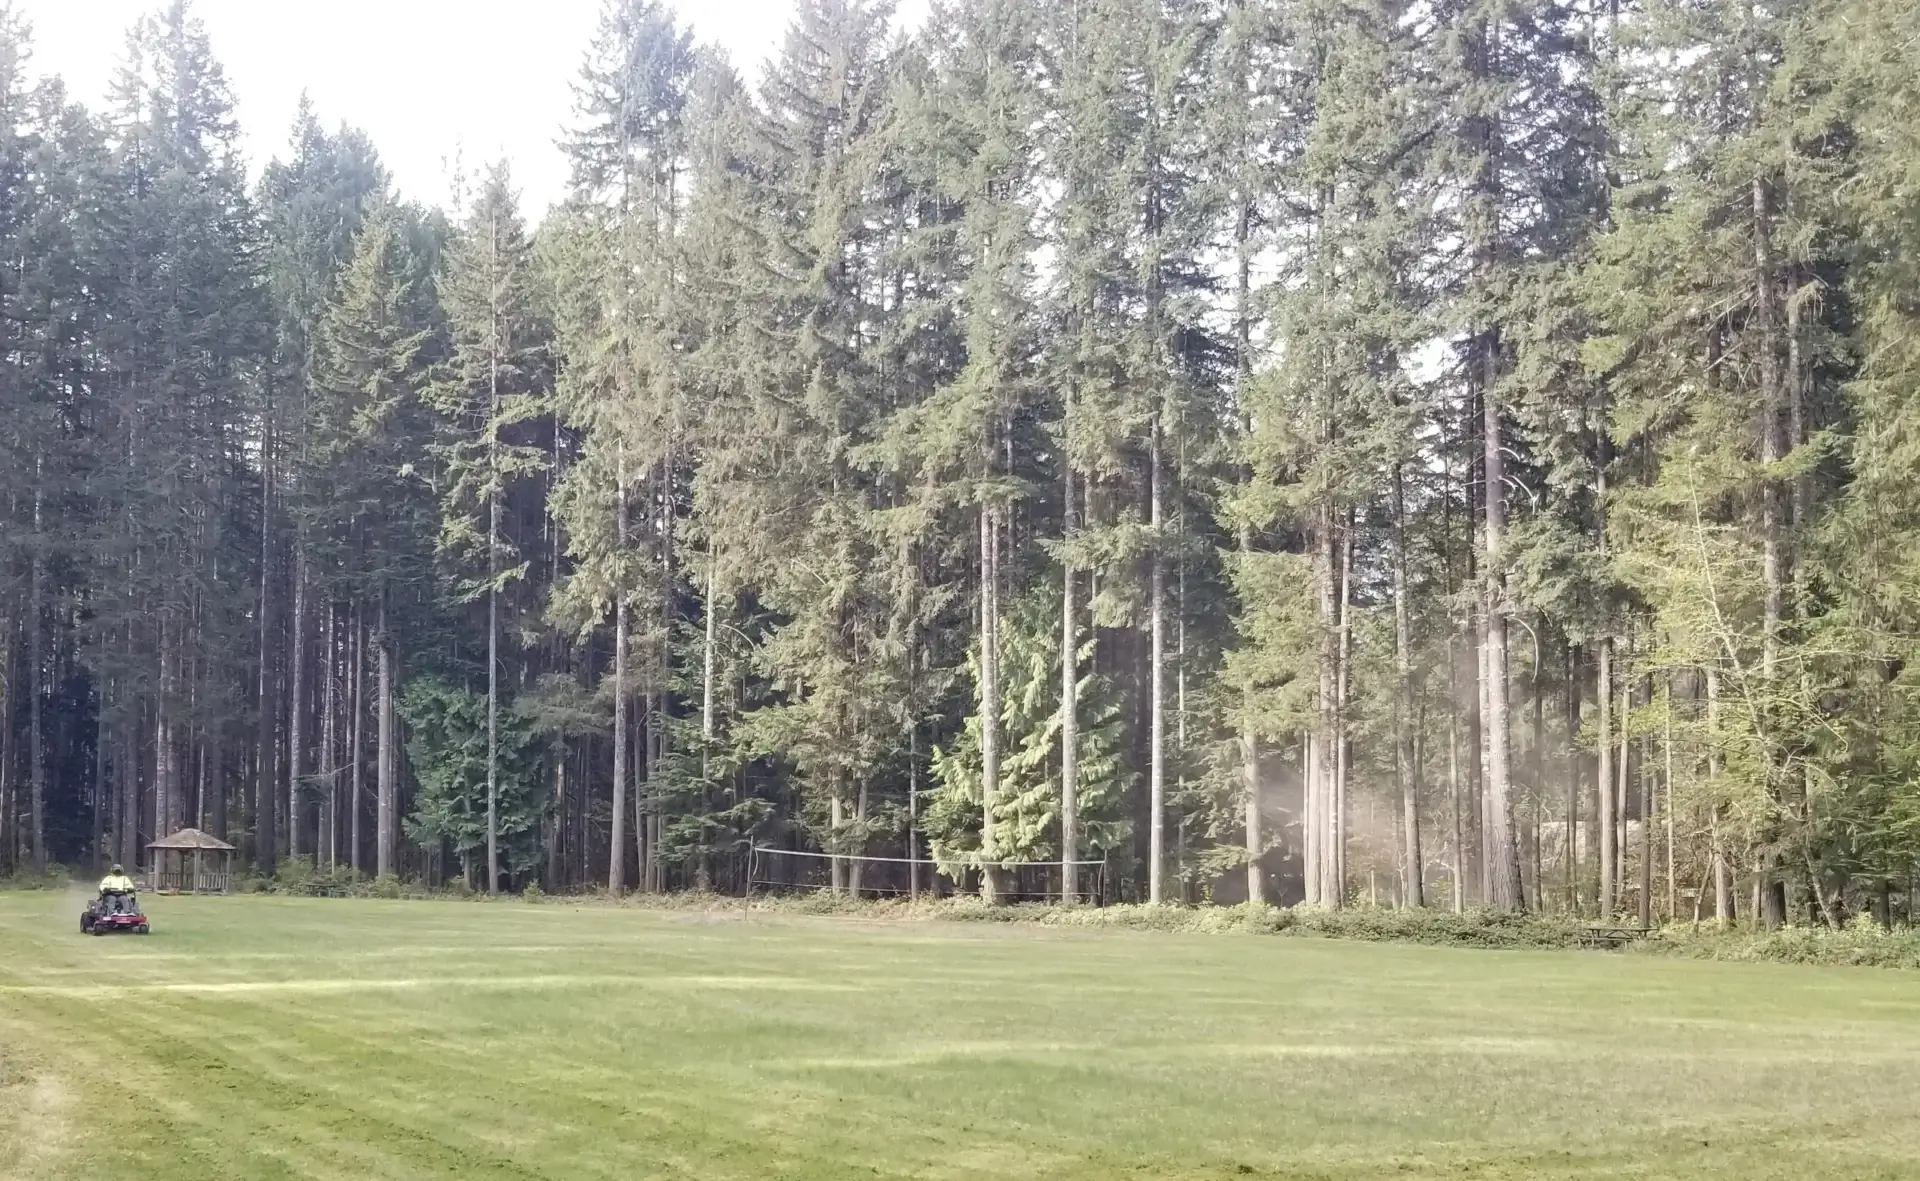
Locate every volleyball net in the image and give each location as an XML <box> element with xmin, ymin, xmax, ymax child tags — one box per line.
<box><xmin>747</xmin><ymin>844</ymin><xmax>1110</xmax><ymax>905</ymax></box>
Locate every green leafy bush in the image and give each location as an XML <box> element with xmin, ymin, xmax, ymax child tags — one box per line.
<box><xmin>268</xmin><ymin>858</ymin><xmax>366</xmax><ymax>897</ymax></box>
<box><xmin>924</xmin><ymin>590</ymin><xmax>1132</xmax><ymax>874</ymax></box>
<box><xmin>1643</xmin><ymin>918</ymin><xmax>1920</xmax><ymax>969</ymax></box>
<box><xmin>399</xmin><ymin>676</ymin><xmax>548</xmax><ymax>882</ymax></box>
<box><xmin>931</xmin><ymin>901</ymin><xmax>1593</xmax><ymax>948</ymax></box>
<box><xmin>369</xmin><ymin>873</ymin><xmax>405</xmax><ymax>899</ymax></box>
<box><xmin>262</xmin><ymin>859</ymin><xmax>436</xmax><ymax>899</ymax></box>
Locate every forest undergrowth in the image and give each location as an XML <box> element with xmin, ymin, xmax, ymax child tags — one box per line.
<box><xmin>25</xmin><ymin>857</ymin><xmax>1920</xmax><ymax>967</ymax></box>
<box><xmin>739</xmin><ymin>894</ymin><xmax>1920</xmax><ymax>967</ymax></box>
<box><xmin>237</xmin><ymin>870</ymin><xmax>1920</xmax><ymax>967</ymax></box>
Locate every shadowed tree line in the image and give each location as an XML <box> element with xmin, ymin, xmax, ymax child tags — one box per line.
<box><xmin>3</xmin><ymin>0</ymin><xmax>1919</xmax><ymax>926</ymax></box>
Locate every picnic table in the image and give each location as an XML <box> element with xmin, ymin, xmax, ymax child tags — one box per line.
<box><xmin>1581</xmin><ymin>925</ymin><xmax>1653</xmax><ymax>949</ymax></box>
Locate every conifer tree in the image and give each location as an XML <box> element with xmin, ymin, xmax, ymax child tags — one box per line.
<box><xmin>431</xmin><ymin>164</ymin><xmax>550</xmax><ymax>893</ymax></box>
<box><xmin>879</xmin><ymin>0</ymin><xmax>1063</xmax><ymax>900</ymax></box>
<box><xmin>549</xmin><ymin>0</ymin><xmax>697</xmax><ymax>891</ymax></box>
<box><xmin>1588</xmin><ymin>0</ymin><xmax>1840</xmax><ymax>925</ymax></box>
<box><xmin>306</xmin><ymin>204</ymin><xmax>437</xmax><ymax>878</ymax></box>
<box><xmin>1036</xmin><ymin>0</ymin><xmax>1223</xmax><ymax>904</ymax></box>
<box><xmin>262</xmin><ymin>106</ymin><xmax>391</xmax><ymax>871</ymax></box>
<box><xmin>1427</xmin><ymin>0</ymin><xmax>1603</xmax><ymax>911</ymax></box>
<box><xmin>1821</xmin><ymin>0</ymin><xmax>1920</xmax><ymax>890</ymax></box>
<box><xmin>94</xmin><ymin>0</ymin><xmax>266</xmax><ymax>859</ymax></box>
<box><xmin>0</xmin><ymin>8</ymin><xmax>97</xmax><ymax>871</ymax></box>
<box><xmin>728</xmin><ymin>0</ymin><xmax>907</xmax><ymax>894</ymax></box>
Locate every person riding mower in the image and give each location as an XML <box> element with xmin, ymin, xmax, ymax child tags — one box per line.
<box><xmin>82</xmin><ymin>865</ymin><xmax>149</xmax><ymax>934</ymax></box>
<box><xmin>98</xmin><ymin>864</ymin><xmax>137</xmax><ymax>914</ymax></box>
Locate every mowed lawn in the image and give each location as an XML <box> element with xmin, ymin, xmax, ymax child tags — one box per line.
<box><xmin>4</xmin><ymin>893</ymin><xmax>1920</xmax><ymax>1180</ymax></box>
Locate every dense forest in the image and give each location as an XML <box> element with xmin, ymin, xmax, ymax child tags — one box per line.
<box><xmin>0</xmin><ymin>0</ymin><xmax>1916</xmax><ymax>924</ymax></box>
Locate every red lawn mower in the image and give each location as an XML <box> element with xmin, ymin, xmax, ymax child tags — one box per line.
<box><xmin>81</xmin><ymin>890</ymin><xmax>149</xmax><ymax>935</ymax></box>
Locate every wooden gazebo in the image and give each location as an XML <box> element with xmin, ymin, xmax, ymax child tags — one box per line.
<box><xmin>147</xmin><ymin>828</ymin><xmax>237</xmax><ymax>894</ymax></box>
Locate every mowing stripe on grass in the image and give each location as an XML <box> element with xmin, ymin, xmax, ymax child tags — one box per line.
<box><xmin>0</xmin><ymin>972</ymin><xmax>856</xmax><ymax>998</ymax></box>
<box><xmin>6</xmin><ymin>892</ymin><xmax>1920</xmax><ymax>1180</ymax></box>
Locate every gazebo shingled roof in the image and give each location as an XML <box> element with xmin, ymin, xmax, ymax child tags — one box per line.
<box><xmin>146</xmin><ymin>827</ymin><xmax>237</xmax><ymax>852</ymax></box>
<box><xmin>144</xmin><ymin>828</ymin><xmax>237</xmax><ymax>894</ymax></box>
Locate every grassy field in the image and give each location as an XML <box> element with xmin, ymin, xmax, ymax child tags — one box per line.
<box><xmin>3</xmin><ymin>891</ymin><xmax>1918</xmax><ymax>1180</ymax></box>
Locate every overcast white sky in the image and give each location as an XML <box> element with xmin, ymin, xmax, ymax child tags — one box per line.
<box><xmin>17</xmin><ymin>0</ymin><xmax>927</xmax><ymax>215</ymax></box>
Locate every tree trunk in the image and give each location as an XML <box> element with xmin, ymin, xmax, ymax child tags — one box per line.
<box><xmin>1464</xmin><ymin>534</ymin><xmax>1484</xmax><ymax>904</ymax></box>
<box><xmin>648</xmin><ymin>795</ymin><xmax>663</xmax><ymax>891</ymax></box>
<box><xmin>1481</xmin><ymin>381</ymin><xmax>1522</xmax><ymax>912</ymax></box>
<box><xmin>610</xmin><ymin>459</ymin><xmax>628</xmax><ymax>894</ymax></box>
<box><xmin>1243</xmin><ymin>718</ymin><xmax>1262</xmax><ymax>906</ymax></box>
<box><xmin>980</xmin><ymin>503</ymin><xmax>1002</xmax><ymax>903</ymax></box>
<box><xmin>1531</xmin><ymin>620</ymin><xmax>1545</xmax><ymax>908</ymax></box>
<box><xmin>1220</xmin><ymin>8</ymin><xmax>1262</xmax><ymax>910</ymax></box>
<box><xmin>486</xmin><ymin>532</ymin><xmax>500</xmax><ymax>894</ymax></box>
<box><xmin>1617</xmin><ymin>670</ymin><xmax>1630</xmax><ymax>903</ymax></box>
<box><xmin>1711</xmin><ymin>811</ymin><xmax>1732</xmax><ymax>927</ymax></box>
<box><xmin>652</xmin><ymin>458</ymin><xmax>674</xmax><ymax>894</ymax></box>
<box><xmin>700</xmin><ymin>554</ymin><xmax>718</xmax><ymax>892</ymax></box>
<box><xmin>0</xmin><ymin>640</ymin><xmax>11</xmax><ymax>873</ymax></box>
<box><xmin>349</xmin><ymin>606</ymin><xmax>365</xmax><ymax>875</ymax></box>
<box><xmin>204</xmin><ymin>726</ymin><xmax>221</xmax><ymax>841</ymax></box>
<box><xmin>1639</xmin><ymin>720</ymin><xmax>1654</xmax><ymax>929</ymax></box>
<box><xmin>1334</xmin><ymin>514</ymin><xmax>1353</xmax><ymax>906</ymax></box>
<box><xmin>637</xmin><ymin>693</ymin><xmax>653</xmax><ymax>891</ymax></box>
<box><xmin>1565</xmin><ymin>644</ymin><xmax>1582</xmax><ymax>913</ymax></box>
<box><xmin>486</xmin><ymin>197</ymin><xmax>506</xmax><ymax>895</ymax></box>
<box><xmin>1240</xmin><ymin>526</ymin><xmax>1263</xmax><ymax>904</ymax></box>
<box><xmin>288</xmin><ymin>554</ymin><xmax>307</xmax><ymax>865</ymax></box>
<box><xmin>1230</xmin><ymin>510</ymin><xmax>1266</xmax><ymax>905</ymax></box>
<box><xmin>849</xmin><ymin>780</ymin><xmax>869</xmax><ymax>897</ymax></box>
<box><xmin>1476</xmin><ymin>610</ymin><xmax>1492</xmax><ymax>905</ymax></box>
<box><xmin>1752</xmin><ymin>173</ymin><xmax>1789</xmax><ymax>931</ymax></box>
<box><xmin>830</xmin><ymin>789</ymin><xmax>846</xmax><ymax>894</ymax></box>
<box><xmin>1061</xmin><ymin>463</ymin><xmax>1080</xmax><ymax>904</ymax></box>
<box><xmin>207</xmin><ymin>697</ymin><xmax>225</xmax><ymax>841</ymax></box>
<box><xmin>1707</xmin><ymin>667</ymin><xmax>1730</xmax><ymax>927</ymax></box>
<box><xmin>156</xmin><ymin>625</ymin><xmax>175</xmax><ymax>842</ymax></box>
<box><xmin>1448</xmin><ymin>687</ymin><xmax>1463</xmax><ymax>913</ymax></box>
<box><xmin>190</xmin><ymin>675</ymin><xmax>202</xmax><ymax>832</ymax></box>
<box><xmin>1148</xmin><ymin>417</ymin><xmax>1166</xmax><ymax>905</ymax></box>
<box><xmin>118</xmin><ymin>720</ymin><xmax>136</xmax><ymax>872</ymax></box>
<box><xmin>376</xmin><ymin>597</ymin><xmax>396</xmax><ymax>879</ymax></box>
<box><xmin>549</xmin><ymin>745</ymin><xmax>566</xmax><ymax>889</ymax></box>
<box><xmin>119</xmin><ymin>627</ymin><xmax>139</xmax><ymax>870</ymax></box>
<box><xmin>320</xmin><ymin>604</ymin><xmax>338</xmax><ymax>868</ymax></box>
<box><xmin>908</xmin><ymin>724</ymin><xmax>920</xmax><ymax>900</ymax></box>
<box><xmin>1392</xmin><ymin>470</ymin><xmax>1421</xmax><ymax>907</ymax></box>
<box><xmin>1755</xmin><ymin>173</ymin><xmax>1783</xmax><ymax>679</ymax></box>
<box><xmin>92</xmin><ymin>713</ymin><xmax>109</xmax><ymax>871</ymax></box>
<box><xmin>1598</xmin><ymin>637</ymin><xmax>1615</xmax><ymax>917</ymax></box>
<box><xmin>1761</xmin><ymin>872</ymin><xmax>1788</xmax><ymax>929</ymax></box>
<box><xmin>1314</xmin><ymin>501</ymin><xmax>1338</xmax><ymax>906</ymax></box>
<box><xmin>256</xmin><ymin>437</ymin><xmax>277</xmax><ymax>873</ymax></box>
<box><xmin>1664</xmin><ymin>691</ymin><xmax>1677</xmax><ymax>924</ymax></box>
<box><xmin>27</xmin><ymin>482</ymin><xmax>45</xmax><ymax>872</ymax></box>
<box><xmin>1305</xmin><ymin>732</ymin><xmax>1320</xmax><ymax>906</ymax></box>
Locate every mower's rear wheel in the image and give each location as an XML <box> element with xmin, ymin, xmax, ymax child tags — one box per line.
<box><xmin>80</xmin><ymin>916</ymin><xmax>92</xmax><ymax>934</ymax></box>
<box><xmin>135</xmin><ymin>924</ymin><xmax>149</xmax><ymax>935</ymax></box>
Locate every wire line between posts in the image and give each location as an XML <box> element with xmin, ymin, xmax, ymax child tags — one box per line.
<box><xmin>747</xmin><ymin>845</ymin><xmax>1109</xmax><ymax>905</ymax></box>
